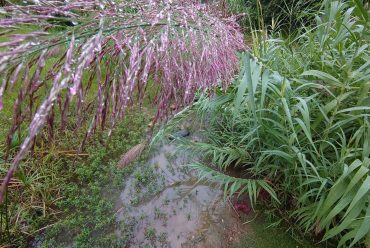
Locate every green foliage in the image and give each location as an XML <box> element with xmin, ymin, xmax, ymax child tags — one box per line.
<box><xmin>1</xmin><ymin>110</ymin><xmax>148</xmax><ymax>247</ymax></box>
<box><xmin>318</xmin><ymin>159</ymin><xmax>370</xmax><ymax>247</ymax></box>
<box><xmin>144</xmin><ymin>227</ymin><xmax>156</xmax><ymax>241</ymax></box>
<box><xmin>232</xmin><ymin>214</ymin><xmax>313</xmax><ymax>248</ymax></box>
<box><xmin>189</xmin><ymin>162</ymin><xmax>279</xmax><ymax>205</ymax></box>
<box><xmin>178</xmin><ymin>1</ymin><xmax>370</xmax><ymax>247</ymax></box>
<box><xmin>40</xmin><ymin>111</ymin><xmax>148</xmax><ymax>248</ymax></box>
<box><xmin>226</xmin><ymin>0</ymin><xmax>320</xmax><ymax>31</ymax></box>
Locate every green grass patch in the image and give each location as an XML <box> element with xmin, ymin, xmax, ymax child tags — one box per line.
<box><xmin>232</xmin><ymin>214</ymin><xmax>314</xmax><ymax>248</ymax></box>
<box><xmin>1</xmin><ymin>109</ymin><xmax>149</xmax><ymax>247</ymax></box>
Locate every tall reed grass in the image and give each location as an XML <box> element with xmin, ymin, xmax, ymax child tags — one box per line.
<box><xmin>179</xmin><ymin>1</ymin><xmax>370</xmax><ymax>246</ymax></box>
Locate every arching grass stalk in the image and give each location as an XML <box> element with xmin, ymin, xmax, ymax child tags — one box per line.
<box><xmin>0</xmin><ymin>0</ymin><xmax>246</xmax><ymax>203</ymax></box>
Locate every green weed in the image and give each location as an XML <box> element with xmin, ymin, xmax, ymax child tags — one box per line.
<box><xmin>1</xmin><ymin>109</ymin><xmax>149</xmax><ymax>247</ymax></box>
<box><xmin>144</xmin><ymin>227</ymin><xmax>156</xmax><ymax>242</ymax></box>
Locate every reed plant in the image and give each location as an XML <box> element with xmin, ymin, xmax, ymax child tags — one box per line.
<box><xmin>177</xmin><ymin>1</ymin><xmax>370</xmax><ymax>246</ymax></box>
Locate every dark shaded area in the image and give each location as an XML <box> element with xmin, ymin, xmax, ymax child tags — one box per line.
<box><xmin>229</xmin><ymin>0</ymin><xmax>321</xmax><ymax>32</ymax></box>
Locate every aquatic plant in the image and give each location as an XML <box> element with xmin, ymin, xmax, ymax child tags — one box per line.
<box><xmin>0</xmin><ymin>0</ymin><xmax>245</xmax><ymax>202</ymax></box>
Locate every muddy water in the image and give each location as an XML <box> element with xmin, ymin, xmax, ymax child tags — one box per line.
<box><xmin>116</xmin><ymin>141</ymin><xmax>312</xmax><ymax>248</ymax></box>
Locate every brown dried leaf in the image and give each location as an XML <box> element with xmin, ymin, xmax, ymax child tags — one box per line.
<box><xmin>117</xmin><ymin>143</ymin><xmax>146</xmax><ymax>168</ymax></box>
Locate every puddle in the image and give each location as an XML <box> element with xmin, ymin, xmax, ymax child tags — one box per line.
<box><xmin>118</xmin><ymin>142</ymin><xmax>240</xmax><ymax>248</ymax></box>
<box><xmin>116</xmin><ymin>143</ymin><xmax>246</xmax><ymax>247</ymax></box>
<box><xmin>29</xmin><ymin>132</ymin><xmax>313</xmax><ymax>248</ymax></box>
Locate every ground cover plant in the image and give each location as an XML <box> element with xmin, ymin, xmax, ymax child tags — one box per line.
<box><xmin>0</xmin><ymin>109</ymin><xmax>149</xmax><ymax>247</ymax></box>
<box><xmin>38</xmin><ymin>110</ymin><xmax>149</xmax><ymax>248</ymax></box>
<box><xmin>172</xmin><ymin>0</ymin><xmax>370</xmax><ymax>247</ymax></box>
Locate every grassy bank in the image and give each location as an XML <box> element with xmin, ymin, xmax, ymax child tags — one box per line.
<box><xmin>0</xmin><ymin>109</ymin><xmax>149</xmax><ymax>247</ymax></box>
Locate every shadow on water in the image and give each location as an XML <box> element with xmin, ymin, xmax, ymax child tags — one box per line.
<box><xmin>115</xmin><ymin>139</ymin><xmax>314</xmax><ymax>248</ymax></box>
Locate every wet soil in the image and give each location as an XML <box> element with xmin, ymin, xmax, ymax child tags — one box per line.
<box><xmin>115</xmin><ymin>141</ymin><xmax>312</xmax><ymax>248</ymax></box>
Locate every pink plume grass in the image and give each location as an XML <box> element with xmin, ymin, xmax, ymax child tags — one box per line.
<box><xmin>0</xmin><ymin>0</ymin><xmax>246</xmax><ymax>203</ymax></box>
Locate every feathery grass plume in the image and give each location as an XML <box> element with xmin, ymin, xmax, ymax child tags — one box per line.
<box><xmin>0</xmin><ymin>0</ymin><xmax>245</xmax><ymax>203</ymax></box>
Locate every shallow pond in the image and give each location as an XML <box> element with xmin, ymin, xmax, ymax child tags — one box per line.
<box><xmin>115</xmin><ymin>141</ymin><xmax>313</xmax><ymax>248</ymax></box>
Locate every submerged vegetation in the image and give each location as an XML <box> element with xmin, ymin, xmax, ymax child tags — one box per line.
<box><xmin>0</xmin><ymin>0</ymin><xmax>369</xmax><ymax>247</ymax></box>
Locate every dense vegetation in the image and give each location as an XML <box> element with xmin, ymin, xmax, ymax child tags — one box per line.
<box><xmin>1</xmin><ymin>109</ymin><xmax>149</xmax><ymax>247</ymax></box>
<box><xmin>0</xmin><ymin>0</ymin><xmax>244</xmax><ymax>204</ymax></box>
<box><xmin>226</xmin><ymin>0</ymin><xmax>321</xmax><ymax>31</ymax></box>
<box><xmin>0</xmin><ymin>0</ymin><xmax>243</xmax><ymax>246</ymax></box>
<box><xmin>0</xmin><ymin>0</ymin><xmax>369</xmax><ymax>247</ymax></box>
<box><xmin>176</xmin><ymin>1</ymin><xmax>370</xmax><ymax>247</ymax></box>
